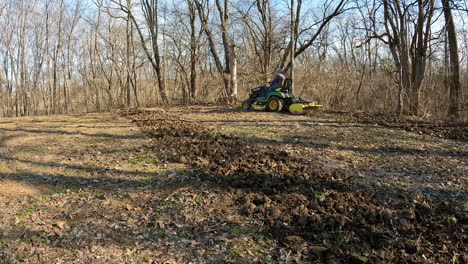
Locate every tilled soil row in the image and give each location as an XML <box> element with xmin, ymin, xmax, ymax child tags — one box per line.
<box><xmin>119</xmin><ymin>108</ymin><xmax>467</xmax><ymax>263</ymax></box>
<box><xmin>124</xmin><ymin>110</ymin><xmax>343</xmax><ymax>192</ymax></box>
<box><xmin>350</xmin><ymin>112</ymin><xmax>468</xmax><ymax>141</ymax></box>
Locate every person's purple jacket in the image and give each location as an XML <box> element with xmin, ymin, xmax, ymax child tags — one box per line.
<box><xmin>270</xmin><ymin>73</ymin><xmax>286</xmax><ymax>87</ymax></box>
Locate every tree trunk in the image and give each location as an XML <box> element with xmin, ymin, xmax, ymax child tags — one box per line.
<box><xmin>125</xmin><ymin>8</ymin><xmax>132</xmax><ymax>107</ymax></box>
<box><xmin>442</xmin><ymin>0</ymin><xmax>461</xmax><ymax>120</ymax></box>
<box><xmin>188</xmin><ymin>0</ymin><xmax>198</xmax><ymax>102</ymax></box>
<box><xmin>230</xmin><ymin>44</ymin><xmax>237</xmax><ymax>101</ymax></box>
<box><xmin>193</xmin><ymin>0</ymin><xmax>230</xmax><ymax>99</ymax></box>
<box><xmin>290</xmin><ymin>0</ymin><xmax>295</xmax><ymax>93</ymax></box>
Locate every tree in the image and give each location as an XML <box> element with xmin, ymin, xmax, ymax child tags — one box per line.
<box><xmin>442</xmin><ymin>0</ymin><xmax>461</xmax><ymax>119</ymax></box>
<box><xmin>166</xmin><ymin>0</ymin><xmax>203</xmax><ymax>103</ymax></box>
<box><xmin>193</xmin><ymin>0</ymin><xmax>237</xmax><ymax>101</ymax></box>
<box><xmin>290</xmin><ymin>0</ymin><xmax>296</xmax><ymax>92</ymax></box>
<box><xmin>280</xmin><ymin>0</ymin><xmax>347</xmax><ymax>73</ymax></box>
<box><xmin>381</xmin><ymin>0</ymin><xmax>435</xmax><ymax>115</ymax></box>
<box><xmin>111</xmin><ymin>0</ymin><xmax>169</xmax><ymax>104</ymax></box>
<box><xmin>240</xmin><ymin>0</ymin><xmax>276</xmax><ymax>83</ymax></box>
<box><xmin>187</xmin><ymin>0</ymin><xmax>200</xmax><ymax>102</ymax></box>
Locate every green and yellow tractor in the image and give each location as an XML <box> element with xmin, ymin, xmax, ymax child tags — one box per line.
<box><xmin>241</xmin><ymin>78</ymin><xmax>322</xmax><ymax>115</ymax></box>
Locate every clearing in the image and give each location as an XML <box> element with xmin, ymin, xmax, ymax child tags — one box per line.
<box><xmin>0</xmin><ymin>106</ymin><xmax>466</xmax><ymax>263</ymax></box>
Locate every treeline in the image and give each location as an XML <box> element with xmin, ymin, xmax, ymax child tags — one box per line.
<box><xmin>0</xmin><ymin>0</ymin><xmax>466</xmax><ymax>120</ymax></box>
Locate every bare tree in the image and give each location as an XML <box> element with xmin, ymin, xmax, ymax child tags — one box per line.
<box><xmin>280</xmin><ymin>0</ymin><xmax>347</xmax><ymax>73</ymax></box>
<box><xmin>193</xmin><ymin>0</ymin><xmax>237</xmax><ymax>101</ymax></box>
<box><xmin>193</xmin><ymin>0</ymin><xmax>229</xmax><ymax>99</ymax></box>
<box><xmin>241</xmin><ymin>0</ymin><xmax>276</xmax><ymax>83</ymax></box>
<box><xmin>290</xmin><ymin>0</ymin><xmax>296</xmax><ymax>92</ymax></box>
<box><xmin>442</xmin><ymin>0</ymin><xmax>461</xmax><ymax>119</ymax></box>
<box><xmin>111</xmin><ymin>0</ymin><xmax>168</xmax><ymax>103</ymax></box>
<box><xmin>380</xmin><ymin>0</ymin><xmax>436</xmax><ymax>115</ymax></box>
<box><xmin>166</xmin><ymin>0</ymin><xmax>203</xmax><ymax>103</ymax></box>
<box><xmin>187</xmin><ymin>0</ymin><xmax>200</xmax><ymax>101</ymax></box>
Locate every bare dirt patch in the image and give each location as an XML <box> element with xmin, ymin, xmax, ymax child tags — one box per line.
<box><xmin>0</xmin><ymin>180</ymin><xmax>43</xmax><ymax>203</ymax></box>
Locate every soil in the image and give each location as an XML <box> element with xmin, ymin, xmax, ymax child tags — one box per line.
<box><xmin>348</xmin><ymin>112</ymin><xmax>468</xmax><ymax>141</ymax></box>
<box><xmin>0</xmin><ymin>106</ymin><xmax>466</xmax><ymax>263</ymax></box>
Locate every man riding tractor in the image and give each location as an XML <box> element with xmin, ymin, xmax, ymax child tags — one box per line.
<box><xmin>242</xmin><ymin>68</ymin><xmax>322</xmax><ymax>114</ymax></box>
<box><xmin>242</xmin><ymin>68</ymin><xmax>293</xmax><ymax>112</ymax></box>
<box><xmin>267</xmin><ymin>68</ymin><xmax>287</xmax><ymax>98</ymax></box>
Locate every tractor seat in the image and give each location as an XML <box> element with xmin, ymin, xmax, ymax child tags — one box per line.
<box><xmin>275</xmin><ymin>78</ymin><xmax>292</xmax><ymax>92</ymax></box>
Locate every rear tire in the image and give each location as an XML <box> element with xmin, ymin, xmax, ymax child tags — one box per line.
<box><xmin>266</xmin><ymin>97</ymin><xmax>283</xmax><ymax>112</ymax></box>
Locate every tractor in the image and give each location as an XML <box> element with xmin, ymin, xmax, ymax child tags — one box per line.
<box><xmin>241</xmin><ymin>78</ymin><xmax>322</xmax><ymax>114</ymax></box>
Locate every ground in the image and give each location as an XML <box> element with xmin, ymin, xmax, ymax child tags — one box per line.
<box><xmin>0</xmin><ymin>106</ymin><xmax>466</xmax><ymax>263</ymax></box>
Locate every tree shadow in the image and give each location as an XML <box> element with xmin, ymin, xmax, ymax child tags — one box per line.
<box><xmin>204</xmin><ymin>107</ymin><xmax>247</xmax><ymax>114</ymax></box>
<box><xmin>195</xmin><ymin>118</ymin><xmax>365</xmax><ymax>127</ymax></box>
<box><xmin>228</xmin><ymin>131</ymin><xmax>467</xmax><ymax>158</ymax></box>
<box><xmin>0</xmin><ymin>121</ymin><xmax>14</xmax><ymax>124</ymax></box>
<box><xmin>0</xmin><ymin>134</ymin><xmax>19</xmax><ymax>148</ymax></box>
<box><xmin>0</xmin><ymin>155</ymin><xmax>159</xmax><ymax>181</ymax></box>
<box><xmin>0</xmin><ymin>127</ymin><xmax>145</xmax><ymax>140</ymax></box>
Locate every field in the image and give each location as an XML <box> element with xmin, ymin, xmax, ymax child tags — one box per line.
<box><xmin>0</xmin><ymin>106</ymin><xmax>466</xmax><ymax>263</ymax></box>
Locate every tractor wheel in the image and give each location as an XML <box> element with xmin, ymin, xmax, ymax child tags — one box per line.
<box><xmin>241</xmin><ymin>99</ymin><xmax>251</xmax><ymax>110</ymax></box>
<box><xmin>266</xmin><ymin>97</ymin><xmax>284</xmax><ymax>112</ymax></box>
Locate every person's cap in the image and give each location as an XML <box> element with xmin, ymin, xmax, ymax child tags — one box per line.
<box><xmin>276</xmin><ymin>68</ymin><xmax>283</xmax><ymax>72</ymax></box>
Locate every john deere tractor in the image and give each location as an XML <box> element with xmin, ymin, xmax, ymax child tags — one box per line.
<box><xmin>241</xmin><ymin>78</ymin><xmax>321</xmax><ymax>114</ymax></box>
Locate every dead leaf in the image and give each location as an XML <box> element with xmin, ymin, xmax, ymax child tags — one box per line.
<box><xmin>55</xmin><ymin>221</ymin><xmax>67</xmax><ymax>230</ymax></box>
<box><xmin>190</xmin><ymin>240</ymin><xmax>199</xmax><ymax>247</ymax></box>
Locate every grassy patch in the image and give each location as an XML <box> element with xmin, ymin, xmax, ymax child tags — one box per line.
<box><xmin>15</xmin><ymin>202</ymin><xmax>38</xmax><ymax>225</ymax></box>
<box><xmin>228</xmin><ymin>226</ymin><xmax>242</xmax><ymax>236</ymax></box>
<box><xmin>159</xmin><ymin>200</ymin><xmax>183</xmax><ymax>214</ymax></box>
<box><xmin>128</xmin><ymin>154</ymin><xmax>159</xmax><ymax>166</ymax></box>
<box><xmin>391</xmin><ymin>182</ymin><xmax>406</xmax><ymax>189</ymax></box>
<box><xmin>141</xmin><ymin>255</ymin><xmax>152</xmax><ymax>263</ymax></box>
<box><xmin>152</xmin><ymin>227</ymin><xmax>166</xmax><ymax>239</ymax></box>
<box><xmin>315</xmin><ymin>193</ymin><xmax>329</xmax><ymax>202</ymax></box>
<box><xmin>223</xmin><ymin>126</ymin><xmax>281</xmax><ymax>143</ymax></box>
<box><xmin>54</xmin><ymin>188</ymin><xmax>87</xmax><ymax>195</ymax></box>
<box><xmin>228</xmin><ymin>233</ymin><xmax>272</xmax><ymax>261</ymax></box>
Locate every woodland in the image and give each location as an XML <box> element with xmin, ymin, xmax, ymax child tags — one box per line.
<box><xmin>0</xmin><ymin>0</ymin><xmax>466</xmax><ymax>120</ymax></box>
